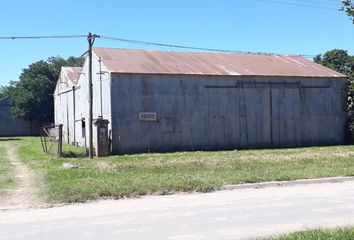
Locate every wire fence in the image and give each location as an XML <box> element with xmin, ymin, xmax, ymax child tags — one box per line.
<box><xmin>40</xmin><ymin>124</ymin><xmax>63</xmax><ymax>157</ymax></box>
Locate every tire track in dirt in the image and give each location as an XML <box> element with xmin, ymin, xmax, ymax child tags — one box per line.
<box><xmin>0</xmin><ymin>143</ymin><xmax>44</xmax><ymax>210</ymax></box>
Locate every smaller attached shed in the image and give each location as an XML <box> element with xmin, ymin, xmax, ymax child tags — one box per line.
<box><xmin>54</xmin><ymin>67</ymin><xmax>82</xmax><ymax>144</ymax></box>
<box><xmin>0</xmin><ymin>97</ymin><xmax>39</xmax><ymax>136</ymax></box>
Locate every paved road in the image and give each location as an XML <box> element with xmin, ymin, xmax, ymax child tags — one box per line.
<box><xmin>1</xmin><ymin>181</ymin><xmax>354</xmax><ymax>240</ymax></box>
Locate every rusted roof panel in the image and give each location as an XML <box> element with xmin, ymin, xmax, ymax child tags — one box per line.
<box><xmin>93</xmin><ymin>47</ymin><xmax>346</xmax><ymax>78</ymax></box>
<box><xmin>60</xmin><ymin>67</ymin><xmax>82</xmax><ymax>87</ymax></box>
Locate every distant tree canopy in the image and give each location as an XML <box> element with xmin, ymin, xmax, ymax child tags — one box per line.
<box><xmin>0</xmin><ymin>81</ymin><xmax>17</xmax><ymax>100</ymax></box>
<box><xmin>1</xmin><ymin>56</ymin><xmax>84</xmax><ymax>125</ymax></box>
<box><xmin>0</xmin><ymin>86</ymin><xmax>9</xmax><ymax>99</ymax></box>
<box><xmin>342</xmin><ymin>0</ymin><xmax>354</xmax><ymax>23</ymax></box>
<box><xmin>314</xmin><ymin>49</ymin><xmax>354</xmax><ymax>88</ymax></box>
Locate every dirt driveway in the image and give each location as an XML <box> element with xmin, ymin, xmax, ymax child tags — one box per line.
<box><xmin>0</xmin><ymin>142</ymin><xmax>43</xmax><ymax>210</ymax></box>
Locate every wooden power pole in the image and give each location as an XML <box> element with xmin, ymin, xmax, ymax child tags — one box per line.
<box><xmin>87</xmin><ymin>32</ymin><xmax>100</xmax><ymax>159</ymax></box>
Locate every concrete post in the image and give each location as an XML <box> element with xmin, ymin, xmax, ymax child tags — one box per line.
<box><xmin>93</xmin><ymin>117</ymin><xmax>110</xmax><ymax>157</ymax></box>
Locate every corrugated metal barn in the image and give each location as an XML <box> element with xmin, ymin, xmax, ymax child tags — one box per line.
<box><xmin>0</xmin><ymin>97</ymin><xmax>39</xmax><ymax>136</ymax></box>
<box><xmin>54</xmin><ymin>67</ymin><xmax>82</xmax><ymax>144</ymax></box>
<box><xmin>54</xmin><ymin>47</ymin><xmax>347</xmax><ymax>154</ymax></box>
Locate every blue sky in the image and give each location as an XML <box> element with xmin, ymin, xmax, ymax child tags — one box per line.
<box><xmin>0</xmin><ymin>0</ymin><xmax>352</xmax><ymax>85</ymax></box>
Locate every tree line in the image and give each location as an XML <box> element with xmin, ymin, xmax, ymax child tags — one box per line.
<box><xmin>0</xmin><ymin>56</ymin><xmax>84</xmax><ymax>126</ymax></box>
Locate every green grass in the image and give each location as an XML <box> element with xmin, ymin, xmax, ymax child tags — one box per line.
<box><xmin>265</xmin><ymin>227</ymin><xmax>354</xmax><ymax>240</ymax></box>
<box><xmin>61</xmin><ymin>143</ymin><xmax>87</xmax><ymax>158</ymax></box>
<box><xmin>0</xmin><ymin>140</ymin><xmax>16</xmax><ymax>196</ymax></box>
<box><xmin>4</xmin><ymin>137</ymin><xmax>354</xmax><ymax>203</ymax></box>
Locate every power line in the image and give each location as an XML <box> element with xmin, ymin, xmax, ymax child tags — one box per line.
<box><xmin>251</xmin><ymin>0</ymin><xmax>339</xmax><ymax>10</ymax></box>
<box><xmin>100</xmin><ymin>35</ymin><xmax>315</xmax><ymax>57</ymax></box>
<box><xmin>0</xmin><ymin>35</ymin><xmax>87</xmax><ymax>40</ymax></box>
<box><xmin>294</xmin><ymin>0</ymin><xmax>341</xmax><ymax>6</ymax></box>
<box><xmin>309</xmin><ymin>0</ymin><xmax>340</xmax><ymax>2</ymax></box>
<box><xmin>100</xmin><ymin>36</ymin><xmax>244</xmax><ymax>53</ymax></box>
<box><xmin>0</xmin><ymin>33</ymin><xmax>316</xmax><ymax>58</ymax></box>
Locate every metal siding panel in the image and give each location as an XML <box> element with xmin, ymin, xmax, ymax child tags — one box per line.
<box><xmin>109</xmin><ymin>74</ymin><xmax>346</xmax><ymax>154</ymax></box>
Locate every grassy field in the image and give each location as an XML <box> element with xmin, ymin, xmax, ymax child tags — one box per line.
<box><xmin>2</xmin><ymin>137</ymin><xmax>354</xmax><ymax>203</ymax></box>
<box><xmin>265</xmin><ymin>227</ymin><xmax>354</xmax><ymax>240</ymax></box>
<box><xmin>0</xmin><ymin>140</ymin><xmax>16</xmax><ymax>196</ymax></box>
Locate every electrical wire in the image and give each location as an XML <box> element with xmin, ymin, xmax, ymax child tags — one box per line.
<box><xmin>0</xmin><ymin>35</ymin><xmax>87</xmax><ymax>40</ymax></box>
<box><xmin>251</xmin><ymin>0</ymin><xmax>339</xmax><ymax>10</ymax></box>
<box><xmin>0</xmin><ymin>34</ymin><xmax>316</xmax><ymax>58</ymax></box>
<box><xmin>308</xmin><ymin>0</ymin><xmax>340</xmax><ymax>2</ymax></box>
<box><xmin>100</xmin><ymin>36</ymin><xmax>247</xmax><ymax>53</ymax></box>
<box><xmin>100</xmin><ymin>35</ymin><xmax>315</xmax><ymax>57</ymax></box>
<box><xmin>295</xmin><ymin>0</ymin><xmax>341</xmax><ymax>6</ymax></box>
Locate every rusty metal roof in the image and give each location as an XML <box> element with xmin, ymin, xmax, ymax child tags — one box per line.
<box><xmin>93</xmin><ymin>47</ymin><xmax>346</xmax><ymax>78</ymax></box>
<box><xmin>60</xmin><ymin>67</ymin><xmax>82</xmax><ymax>86</ymax></box>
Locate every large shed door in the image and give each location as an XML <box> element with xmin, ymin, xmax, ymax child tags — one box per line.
<box><xmin>270</xmin><ymin>82</ymin><xmax>301</xmax><ymax>148</ymax></box>
<box><xmin>239</xmin><ymin>81</ymin><xmax>301</xmax><ymax>148</ymax></box>
<box><xmin>238</xmin><ymin>82</ymin><xmax>270</xmax><ymax>148</ymax></box>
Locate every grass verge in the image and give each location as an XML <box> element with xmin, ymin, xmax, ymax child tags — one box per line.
<box><xmin>6</xmin><ymin>137</ymin><xmax>354</xmax><ymax>203</ymax></box>
<box><xmin>265</xmin><ymin>227</ymin><xmax>354</xmax><ymax>240</ymax></box>
<box><xmin>0</xmin><ymin>141</ymin><xmax>16</xmax><ymax>196</ymax></box>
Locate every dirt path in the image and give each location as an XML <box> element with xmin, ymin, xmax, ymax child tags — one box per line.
<box><xmin>0</xmin><ymin>143</ymin><xmax>44</xmax><ymax>210</ymax></box>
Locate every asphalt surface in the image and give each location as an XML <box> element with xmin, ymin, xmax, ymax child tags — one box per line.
<box><xmin>1</xmin><ymin>180</ymin><xmax>354</xmax><ymax>240</ymax></box>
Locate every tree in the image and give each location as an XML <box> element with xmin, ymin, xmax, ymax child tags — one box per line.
<box><xmin>342</xmin><ymin>0</ymin><xmax>354</xmax><ymax>23</ymax></box>
<box><xmin>314</xmin><ymin>49</ymin><xmax>354</xmax><ymax>81</ymax></box>
<box><xmin>0</xmin><ymin>81</ymin><xmax>16</xmax><ymax>99</ymax></box>
<box><xmin>8</xmin><ymin>56</ymin><xmax>84</xmax><ymax>126</ymax></box>
<box><xmin>314</xmin><ymin>49</ymin><xmax>352</xmax><ymax>73</ymax></box>
<box><xmin>0</xmin><ymin>86</ymin><xmax>9</xmax><ymax>99</ymax></box>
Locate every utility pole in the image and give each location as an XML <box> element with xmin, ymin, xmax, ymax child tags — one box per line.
<box><xmin>87</xmin><ymin>32</ymin><xmax>100</xmax><ymax>159</ymax></box>
<box><xmin>98</xmin><ymin>58</ymin><xmax>103</xmax><ymax>117</ymax></box>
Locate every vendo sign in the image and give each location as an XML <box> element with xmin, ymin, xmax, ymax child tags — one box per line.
<box><xmin>139</xmin><ymin>112</ymin><xmax>157</xmax><ymax>121</ymax></box>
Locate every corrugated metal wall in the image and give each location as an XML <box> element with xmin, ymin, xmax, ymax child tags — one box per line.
<box><xmin>110</xmin><ymin>74</ymin><xmax>347</xmax><ymax>154</ymax></box>
<box><xmin>0</xmin><ymin>98</ymin><xmax>39</xmax><ymax>136</ymax></box>
<box><xmin>70</xmin><ymin>54</ymin><xmax>112</xmax><ymax>148</ymax></box>
<box><xmin>54</xmin><ymin>82</ymin><xmax>74</xmax><ymax>144</ymax></box>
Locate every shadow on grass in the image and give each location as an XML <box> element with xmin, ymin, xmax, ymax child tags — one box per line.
<box><xmin>0</xmin><ymin>138</ymin><xmax>22</xmax><ymax>141</ymax></box>
<box><xmin>61</xmin><ymin>151</ymin><xmax>88</xmax><ymax>158</ymax></box>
